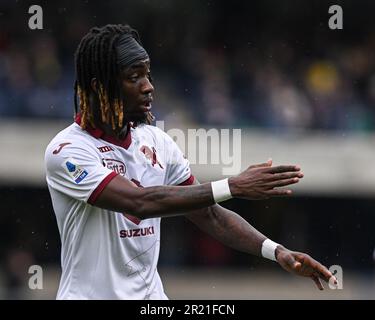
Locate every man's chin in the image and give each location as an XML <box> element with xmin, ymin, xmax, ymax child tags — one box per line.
<box><xmin>124</xmin><ymin>112</ymin><xmax>149</xmax><ymax>125</ymax></box>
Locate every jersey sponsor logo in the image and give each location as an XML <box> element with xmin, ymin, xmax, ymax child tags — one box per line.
<box><xmin>62</xmin><ymin>158</ymin><xmax>88</xmax><ymax>184</ymax></box>
<box><xmin>119</xmin><ymin>226</ymin><xmax>155</xmax><ymax>238</ymax></box>
<box><xmin>53</xmin><ymin>142</ymin><xmax>71</xmax><ymax>154</ymax></box>
<box><xmin>140</xmin><ymin>145</ymin><xmax>164</xmax><ymax>169</ymax></box>
<box><xmin>97</xmin><ymin>145</ymin><xmax>114</xmax><ymax>153</ymax></box>
<box><xmin>102</xmin><ymin>158</ymin><xmax>126</xmax><ymax>176</ymax></box>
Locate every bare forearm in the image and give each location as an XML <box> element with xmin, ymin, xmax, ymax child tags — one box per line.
<box><xmin>187</xmin><ymin>204</ymin><xmax>267</xmax><ymax>256</ymax></box>
<box><xmin>137</xmin><ymin>184</ymin><xmax>216</xmax><ymax>218</ymax></box>
<box><xmin>96</xmin><ymin>177</ymin><xmax>215</xmax><ymax>218</ymax></box>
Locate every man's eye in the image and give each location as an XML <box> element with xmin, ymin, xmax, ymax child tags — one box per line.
<box><xmin>129</xmin><ymin>74</ymin><xmax>139</xmax><ymax>82</ymax></box>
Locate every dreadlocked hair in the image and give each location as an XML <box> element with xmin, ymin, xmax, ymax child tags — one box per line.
<box><xmin>74</xmin><ymin>24</ymin><xmax>154</xmax><ymax>131</ymax></box>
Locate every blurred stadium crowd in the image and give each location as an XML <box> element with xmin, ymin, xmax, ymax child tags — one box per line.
<box><xmin>1</xmin><ymin>0</ymin><xmax>374</xmax><ymax>131</ymax></box>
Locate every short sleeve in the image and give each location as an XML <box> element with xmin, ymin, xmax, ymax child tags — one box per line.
<box><xmin>45</xmin><ymin>142</ymin><xmax>117</xmax><ymax>203</ymax></box>
<box><xmin>162</xmin><ymin>132</ymin><xmax>192</xmax><ymax>186</ymax></box>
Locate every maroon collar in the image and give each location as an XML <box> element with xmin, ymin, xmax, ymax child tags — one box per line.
<box><xmin>75</xmin><ymin>113</ymin><xmax>132</xmax><ymax>149</ymax></box>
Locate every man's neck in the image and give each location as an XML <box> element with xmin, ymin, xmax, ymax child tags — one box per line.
<box><xmin>99</xmin><ymin>122</ymin><xmax>130</xmax><ymax>140</ymax></box>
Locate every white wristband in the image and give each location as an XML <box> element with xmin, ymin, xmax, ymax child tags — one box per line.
<box><xmin>211</xmin><ymin>178</ymin><xmax>232</xmax><ymax>203</ymax></box>
<box><xmin>261</xmin><ymin>239</ymin><xmax>280</xmax><ymax>262</ymax></box>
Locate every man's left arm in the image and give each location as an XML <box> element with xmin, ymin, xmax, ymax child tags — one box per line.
<box><xmin>185</xmin><ymin>178</ymin><xmax>338</xmax><ymax>290</ymax></box>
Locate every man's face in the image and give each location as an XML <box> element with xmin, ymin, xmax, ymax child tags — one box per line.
<box><xmin>120</xmin><ymin>59</ymin><xmax>154</xmax><ymax>124</ymax></box>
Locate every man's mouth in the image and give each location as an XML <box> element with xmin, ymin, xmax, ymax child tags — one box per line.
<box><xmin>140</xmin><ymin>99</ymin><xmax>153</xmax><ymax>112</ymax></box>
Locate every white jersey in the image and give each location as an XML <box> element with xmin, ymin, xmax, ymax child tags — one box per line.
<box><xmin>45</xmin><ymin>118</ymin><xmax>193</xmax><ymax>300</ymax></box>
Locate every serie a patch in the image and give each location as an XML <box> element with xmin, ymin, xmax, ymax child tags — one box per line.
<box><xmin>62</xmin><ymin>158</ymin><xmax>88</xmax><ymax>184</ymax></box>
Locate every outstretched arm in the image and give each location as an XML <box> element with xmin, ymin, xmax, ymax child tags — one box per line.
<box><xmin>95</xmin><ymin>160</ymin><xmax>303</xmax><ymax>219</ymax></box>
<box><xmin>186</xmin><ymin>178</ymin><xmax>337</xmax><ymax>290</ymax></box>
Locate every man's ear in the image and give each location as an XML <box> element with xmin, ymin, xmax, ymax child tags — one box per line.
<box><xmin>90</xmin><ymin>78</ymin><xmax>98</xmax><ymax>93</ymax></box>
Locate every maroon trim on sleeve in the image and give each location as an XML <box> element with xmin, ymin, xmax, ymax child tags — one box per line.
<box><xmin>88</xmin><ymin>171</ymin><xmax>118</xmax><ymax>205</ymax></box>
<box><xmin>178</xmin><ymin>174</ymin><xmax>195</xmax><ymax>186</ymax></box>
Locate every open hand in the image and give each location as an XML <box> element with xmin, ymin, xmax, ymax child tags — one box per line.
<box><xmin>229</xmin><ymin>159</ymin><xmax>304</xmax><ymax>200</ymax></box>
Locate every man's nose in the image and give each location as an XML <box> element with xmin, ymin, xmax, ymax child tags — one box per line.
<box><xmin>141</xmin><ymin>77</ymin><xmax>154</xmax><ymax>94</ymax></box>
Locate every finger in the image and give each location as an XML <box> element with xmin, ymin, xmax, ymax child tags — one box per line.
<box><xmin>265</xmin><ymin>189</ymin><xmax>293</xmax><ymax>196</ymax></box>
<box><xmin>267</xmin><ymin>171</ymin><xmax>304</xmax><ymax>181</ymax></box>
<box><xmin>329</xmin><ymin>275</ymin><xmax>339</xmax><ymax>288</ymax></box>
<box><xmin>311</xmin><ymin>274</ymin><xmax>324</xmax><ymax>290</ymax></box>
<box><xmin>296</xmin><ymin>255</ymin><xmax>335</xmax><ymax>284</ymax></box>
<box><xmin>249</xmin><ymin>159</ymin><xmax>273</xmax><ymax>169</ymax></box>
<box><xmin>266</xmin><ymin>165</ymin><xmax>301</xmax><ymax>174</ymax></box>
<box><xmin>313</xmin><ymin>262</ymin><xmax>335</xmax><ymax>283</ymax></box>
<box><xmin>266</xmin><ymin>178</ymin><xmax>300</xmax><ymax>188</ymax></box>
<box><xmin>318</xmin><ymin>270</ymin><xmax>337</xmax><ymax>285</ymax></box>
